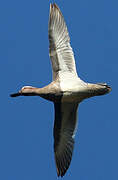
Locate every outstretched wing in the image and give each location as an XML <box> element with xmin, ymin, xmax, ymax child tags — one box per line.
<box><xmin>53</xmin><ymin>102</ymin><xmax>79</xmax><ymax>177</ymax></box>
<box><xmin>48</xmin><ymin>3</ymin><xmax>78</xmax><ymax>80</ymax></box>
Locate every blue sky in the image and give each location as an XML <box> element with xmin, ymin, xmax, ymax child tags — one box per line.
<box><xmin>0</xmin><ymin>0</ymin><xmax>117</xmax><ymax>179</ymax></box>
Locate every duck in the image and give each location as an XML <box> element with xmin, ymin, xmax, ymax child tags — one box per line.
<box><xmin>10</xmin><ymin>3</ymin><xmax>111</xmax><ymax>177</ymax></box>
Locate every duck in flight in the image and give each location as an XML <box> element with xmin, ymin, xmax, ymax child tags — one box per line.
<box><xmin>10</xmin><ymin>3</ymin><xmax>111</xmax><ymax>177</ymax></box>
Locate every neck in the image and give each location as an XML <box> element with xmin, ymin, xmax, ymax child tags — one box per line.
<box><xmin>10</xmin><ymin>85</ymin><xmax>54</xmax><ymax>101</ymax></box>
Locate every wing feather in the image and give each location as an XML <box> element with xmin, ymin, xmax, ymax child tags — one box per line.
<box><xmin>49</xmin><ymin>3</ymin><xmax>78</xmax><ymax>80</ymax></box>
<box><xmin>53</xmin><ymin>102</ymin><xmax>79</xmax><ymax>177</ymax></box>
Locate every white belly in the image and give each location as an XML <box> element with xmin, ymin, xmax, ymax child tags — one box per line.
<box><xmin>59</xmin><ymin>74</ymin><xmax>87</xmax><ymax>102</ymax></box>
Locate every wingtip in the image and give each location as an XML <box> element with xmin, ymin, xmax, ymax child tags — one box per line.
<box><xmin>55</xmin><ymin>157</ymin><xmax>60</xmax><ymax>177</ymax></box>
<box><xmin>49</xmin><ymin>3</ymin><xmax>60</xmax><ymax>13</ymax></box>
<box><xmin>56</xmin><ymin>166</ymin><xmax>68</xmax><ymax>177</ymax></box>
<box><xmin>49</xmin><ymin>3</ymin><xmax>53</xmax><ymax>15</ymax></box>
<box><xmin>53</xmin><ymin>3</ymin><xmax>59</xmax><ymax>9</ymax></box>
<box><xmin>49</xmin><ymin>3</ymin><xmax>52</xmax><ymax>11</ymax></box>
<box><xmin>50</xmin><ymin>3</ymin><xmax>58</xmax><ymax>7</ymax></box>
<box><xmin>56</xmin><ymin>168</ymin><xmax>60</xmax><ymax>177</ymax></box>
<box><xmin>55</xmin><ymin>152</ymin><xmax>71</xmax><ymax>177</ymax></box>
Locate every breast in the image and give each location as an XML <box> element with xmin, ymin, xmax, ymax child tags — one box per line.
<box><xmin>60</xmin><ymin>75</ymin><xmax>86</xmax><ymax>92</ymax></box>
<box><xmin>59</xmin><ymin>76</ymin><xmax>88</xmax><ymax>103</ymax></box>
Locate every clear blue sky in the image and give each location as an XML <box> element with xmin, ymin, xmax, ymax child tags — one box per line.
<box><xmin>0</xmin><ymin>0</ymin><xmax>117</xmax><ymax>179</ymax></box>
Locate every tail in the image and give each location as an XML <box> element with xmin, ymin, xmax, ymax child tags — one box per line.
<box><xmin>96</xmin><ymin>83</ymin><xmax>111</xmax><ymax>95</ymax></box>
<box><xmin>87</xmin><ymin>83</ymin><xmax>111</xmax><ymax>98</ymax></box>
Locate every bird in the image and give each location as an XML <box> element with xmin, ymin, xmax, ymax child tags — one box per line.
<box><xmin>10</xmin><ymin>3</ymin><xmax>111</xmax><ymax>177</ymax></box>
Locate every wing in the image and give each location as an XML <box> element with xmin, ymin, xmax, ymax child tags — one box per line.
<box><xmin>48</xmin><ymin>3</ymin><xmax>78</xmax><ymax>80</ymax></box>
<box><xmin>53</xmin><ymin>102</ymin><xmax>79</xmax><ymax>177</ymax></box>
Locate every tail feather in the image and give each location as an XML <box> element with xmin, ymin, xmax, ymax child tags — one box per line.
<box><xmin>96</xmin><ymin>83</ymin><xmax>111</xmax><ymax>95</ymax></box>
<box><xmin>87</xmin><ymin>82</ymin><xmax>111</xmax><ymax>98</ymax></box>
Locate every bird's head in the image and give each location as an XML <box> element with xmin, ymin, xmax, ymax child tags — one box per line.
<box><xmin>10</xmin><ymin>86</ymin><xmax>37</xmax><ymax>97</ymax></box>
